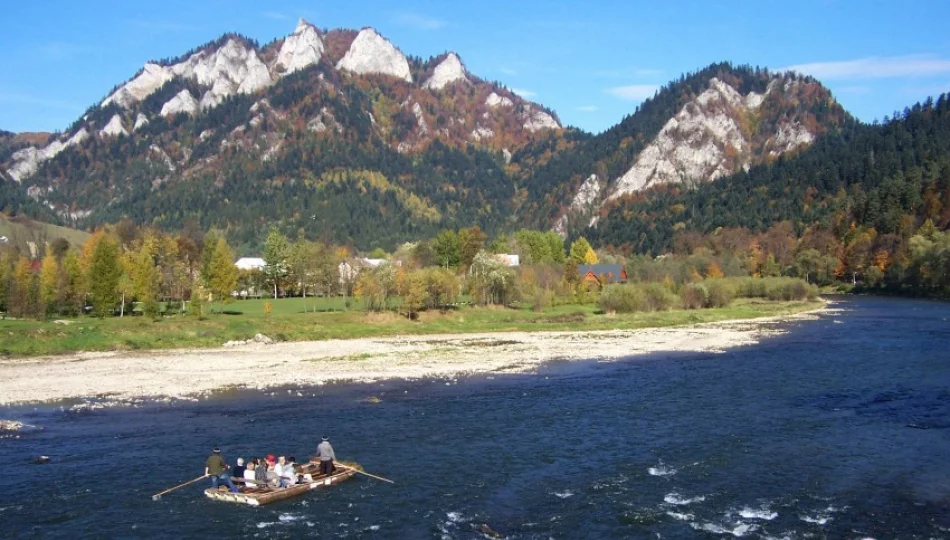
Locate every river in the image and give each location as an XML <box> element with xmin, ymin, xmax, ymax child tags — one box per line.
<box><xmin>1</xmin><ymin>296</ymin><xmax>949</xmax><ymax>538</ymax></box>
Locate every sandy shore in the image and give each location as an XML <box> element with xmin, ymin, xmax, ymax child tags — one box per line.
<box><xmin>0</xmin><ymin>306</ymin><xmax>827</xmax><ymax>406</ymax></box>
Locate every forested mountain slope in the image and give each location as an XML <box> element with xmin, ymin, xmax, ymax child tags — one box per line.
<box><xmin>0</xmin><ymin>19</ymin><xmax>561</xmax><ymax>251</ymax></box>
<box><xmin>588</xmin><ymin>93</ymin><xmax>950</xmax><ymax>255</ymax></box>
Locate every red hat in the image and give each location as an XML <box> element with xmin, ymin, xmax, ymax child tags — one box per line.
<box><xmin>267</xmin><ymin>454</ymin><xmax>275</xmax><ymax>463</ymax></box>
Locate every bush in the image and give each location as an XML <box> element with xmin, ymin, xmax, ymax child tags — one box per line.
<box><xmin>640</xmin><ymin>283</ymin><xmax>675</xmax><ymax>311</ymax></box>
<box><xmin>680</xmin><ymin>283</ymin><xmax>707</xmax><ymax>309</ymax></box>
<box><xmin>599</xmin><ymin>283</ymin><xmax>674</xmax><ymax>313</ymax></box>
<box><xmin>725</xmin><ymin>277</ymin><xmax>817</xmax><ymax>302</ymax></box>
<box><xmin>704</xmin><ymin>280</ymin><xmax>735</xmax><ymax>308</ymax></box>
<box><xmin>598</xmin><ymin>284</ymin><xmax>643</xmax><ymax>313</ymax></box>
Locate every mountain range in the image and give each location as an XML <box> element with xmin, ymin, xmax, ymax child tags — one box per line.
<box><xmin>2</xmin><ymin>18</ymin><xmax>943</xmax><ymax>254</ymax></box>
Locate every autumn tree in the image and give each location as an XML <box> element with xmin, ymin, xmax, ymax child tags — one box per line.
<box><xmin>263</xmin><ymin>228</ymin><xmax>289</xmax><ymax>298</ymax></box>
<box><xmin>88</xmin><ymin>235</ymin><xmax>122</xmax><ymax>318</ymax></box>
<box><xmin>60</xmin><ymin>251</ymin><xmax>84</xmax><ymax>316</ymax></box>
<box><xmin>207</xmin><ymin>237</ymin><xmax>238</xmax><ymax>311</ymax></box>
<box><xmin>569</xmin><ymin>237</ymin><xmax>595</xmax><ymax>264</ymax></box>
<box><xmin>131</xmin><ymin>241</ymin><xmax>160</xmax><ymax>317</ymax></box>
<box><xmin>39</xmin><ymin>251</ymin><xmax>60</xmax><ymax>317</ymax></box>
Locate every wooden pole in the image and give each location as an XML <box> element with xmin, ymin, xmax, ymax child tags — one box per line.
<box><xmin>336</xmin><ymin>463</ymin><xmax>395</xmax><ymax>484</ymax></box>
<box><xmin>151</xmin><ymin>474</ymin><xmax>208</xmax><ymax>500</ymax></box>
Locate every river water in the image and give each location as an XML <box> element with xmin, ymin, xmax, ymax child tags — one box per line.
<box><xmin>1</xmin><ymin>296</ymin><xmax>949</xmax><ymax>539</ymax></box>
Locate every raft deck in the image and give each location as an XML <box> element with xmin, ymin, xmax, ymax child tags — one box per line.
<box><xmin>204</xmin><ymin>463</ymin><xmax>356</xmax><ymax>506</ymax></box>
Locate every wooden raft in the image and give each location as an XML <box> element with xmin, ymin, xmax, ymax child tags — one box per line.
<box><xmin>204</xmin><ymin>462</ymin><xmax>356</xmax><ymax>506</ymax></box>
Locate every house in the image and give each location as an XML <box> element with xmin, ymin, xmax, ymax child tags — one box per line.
<box><xmin>492</xmin><ymin>254</ymin><xmax>520</xmax><ymax>267</ymax></box>
<box><xmin>577</xmin><ymin>264</ymin><xmax>628</xmax><ymax>285</ymax></box>
<box><xmin>234</xmin><ymin>257</ymin><xmax>266</xmax><ymax>271</ymax></box>
<box><xmin>338</xmin><ymin>258</ymin><xmax>392</xmax><ymax>283</ymax></box>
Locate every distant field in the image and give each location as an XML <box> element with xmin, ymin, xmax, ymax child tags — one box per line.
<box><xmin>0</xmin><ymin>214</ymin><xmax>90</xmax><ymax>252</ymax></box>
<box><xmin>0</xmin><ymin>297</ymin><xmax>822</xmax><ymax>357</ymax></box>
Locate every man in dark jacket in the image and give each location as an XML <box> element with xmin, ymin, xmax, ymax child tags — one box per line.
<box><xmin>205</xmin><ymin>447</ymin><xmax>239</xmax><ymax>492</ymax></box>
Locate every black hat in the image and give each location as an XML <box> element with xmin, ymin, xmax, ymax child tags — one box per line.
<box><xmin>213</xmin><ymin>447</ymin><xmax>220</xmax><ymax>453</ymax></box>
<box><xmin>321</xmin><ymin>436</ymin><xmax>329</xmax><ymax>441</ymax></box>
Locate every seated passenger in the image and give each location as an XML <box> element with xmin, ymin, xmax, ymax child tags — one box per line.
<box><xmin>255</xmin><ymin>458</ymin><xmax>269</xmax><ymax>485</ymax></box>
<box><xmin>244</xmin><ymin>460</ymin><xmax>257</xmax><ymax>488</ymax></box>
<box><xmin>233</xmin><ymin>457</ymin><xmax>246</xmax><ymax>479</ymax></box>
<box><xmin>281</xmin><ymin>456</ymin><xmax>298</xmax><ymax>487</ymax></box>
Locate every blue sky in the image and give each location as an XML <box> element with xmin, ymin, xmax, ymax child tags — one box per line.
<box><xmin>2</xmin><ymin>0</ymin><xmax>950</xmax><ymax>134</ymax></box>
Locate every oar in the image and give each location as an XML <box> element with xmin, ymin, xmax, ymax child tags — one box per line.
<box><xmin>151</xmin><ymin>474</ymin><xmax>208</xmax><ymax>500</ymax></box>
<box><xmin>335</xmin><ymin>463</ymin><xmax>395</xmax><ymax>484</ymax></box>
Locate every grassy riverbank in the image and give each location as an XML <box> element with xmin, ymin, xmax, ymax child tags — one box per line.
<box><xmin>0</xmin><ymin>297</ymin><xmax>822</xmax><ymax>357</ymax></box>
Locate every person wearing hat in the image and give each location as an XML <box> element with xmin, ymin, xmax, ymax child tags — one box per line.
<box><xmin>316</xmin><ymin>436</ymin><xmax>336</xmax><ymax>476</ymax></box>
<box><xmin>205</xmin><ymin>447</ymin><xmax>239</xmax><ymax>493</ymax></box>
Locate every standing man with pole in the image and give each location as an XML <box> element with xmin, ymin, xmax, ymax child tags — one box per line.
<box><xmin>205</xmin><ymin>447</ymin><xmax>239</xmax><ymax>493</ymax></box>
<box><xmin>316</xmin><ymin>436</ymin><xmax>335</xmax><ymax>476</ymax></box>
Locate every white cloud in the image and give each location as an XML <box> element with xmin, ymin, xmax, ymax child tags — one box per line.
<box><xmin>263</xmin><ymin>11</ymin><xmax>289</xmax><ymax>20</ymax></box>
<box><xmin>605</xmin><ymin>84</ymin><xmax>659</xmax><ymax>101</ymax></box>
<box><xmin>511</xmin><ymin>88</ymin><xmax>536</xmax><ymax>98</ymax></box>
<box><xmin>499</xmin><ymin>67</ymin><xmax>517</xmax><ymax>76</ymax></box>
<box><xmin>577</xmin><ymin>105</ymin><xmax>598</xmax><ymax>112</ymax></box>
<box><xmin>784</xmin><ymin>54</ymin><xmax>950</xmax><ymax>80</ymax></box>
<box><xmin>391</xmin><ymin>12</ymin><xmax>447</xmax><ymax>30</ymax></box>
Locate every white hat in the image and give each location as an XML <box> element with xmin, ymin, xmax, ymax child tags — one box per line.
<box><xmin>237</xmin><ymin>457</ymin><xmax>245</xmax><ymax>465</ymax></box>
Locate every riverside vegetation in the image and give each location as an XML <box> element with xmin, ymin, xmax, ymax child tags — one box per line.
<box><xmin>0</xmin><ymin>220</ymin><xmax>820</xmax><ymax>357</ymax></box>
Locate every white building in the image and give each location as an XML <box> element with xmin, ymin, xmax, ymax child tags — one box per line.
<box><xmin>493</xmin><ymin>254</ymin><xmax>520</xmax><ymax>266</ymax></box>
<box><xmin>234</xmin><ymin>257</ymin><xmax>266</xmax><ymax>270</ymax></box>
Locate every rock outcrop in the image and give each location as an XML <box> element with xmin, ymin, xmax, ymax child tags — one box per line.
<box><xmin>160</xmin><ymin>90</ymin><xmax>200</xmax><ymax>117</ymax></box>
<box><xmin>274</xmin><ymin>18</ymin><xmax>324</xmax><ymax>75</ymax></box>
<box><xmin>99</xmin><ymin>114</ymin><xmax>128</xmax><ymax>137</ymax></box>
<box><xmin>336</xmin><ymin>28</ymin><xmax>412</xmax><ymax>82</ymax></box>
<box><xmin>423</xmin><ymin>53</ymin><xmax>468</xmax><ymax>90</ymax></box>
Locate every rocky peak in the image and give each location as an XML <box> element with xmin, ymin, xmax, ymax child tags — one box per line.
<box><xmin>101</xmin><ymin>37</ymin><xmax>271</xmax><ymax>112</ymax></box>
<box><xmin>274</xmin><ymin>18</ymin><xmax>325</xmax><ymax>75</ymax></box>
<box><xmin>607</xmin><ymin>76</ymin><xmax>793</xmax><ymax>200</ymax></box>
<box><xmin>423</xmin><ymin>53</ymin><xmax>469</xmax><ymax>90</ymax></box>
<box><xmin>336</xmin><ymin>28</ymin><xmax>412</xmax><ymax>82</ymax></box>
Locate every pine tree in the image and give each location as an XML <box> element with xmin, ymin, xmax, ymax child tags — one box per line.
<box><xmin>11</xmin><ymin>255</ymin><xmax>33</xmax><ymax>318</ymax></box>
<box><xmin>207</xmin><ymin>237</ymin><xmax>238</xmax><ymax>310</ymax></box>
<box><xmin>88</xmin><ymin>236</ymin><xmax>122</xmax><ymax>318</ymax></box>
<box><xmin>39</xmin><ymin>251</ymin><xmax>60</xmax><ymax>317</ymax></box>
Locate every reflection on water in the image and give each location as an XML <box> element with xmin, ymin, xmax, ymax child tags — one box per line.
<box><xmin>2</xmin><ymin>296</ymin><xmax>949</xmax><ymax>538</ymax></box>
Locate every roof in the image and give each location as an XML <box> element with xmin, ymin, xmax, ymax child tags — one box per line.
<box><xmin>577</xmin><ymin>264</ymin><xmax>627</xmax><ymax>283</ymax></box>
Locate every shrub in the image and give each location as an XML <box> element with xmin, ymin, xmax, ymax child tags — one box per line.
<box><xmin>598</xmin><ymin>284</ymin><xmax>642</xmax><ymax>313</ymax></box>
<box><xmin>640</xmin><ymin>283</ymin><xmax>675</xmax><ymax>311</ymax></box>
<box><xmin>681</xmin><ymin>283</ymin><xmax>708</xmax><ymax>309</ymax></box>
<box><xmin>704</xmin><ymin>280</ymin><xmax>735</xmax><ymax>308</ymax></box>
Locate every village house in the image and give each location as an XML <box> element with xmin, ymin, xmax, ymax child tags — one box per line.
<box><xmin>577</xmin><ymin>264</ymin><xmax>628</xmax><ymax>285</ymax></box>
<box><xmin>234</xmin><ymin>257</ymin><xmax>266</xmax><ymax>271</ymax></box>
<box><xmin>492</xmin><ymin>254</ymin><xmax>520</xmax><ymax>266</ymax></box>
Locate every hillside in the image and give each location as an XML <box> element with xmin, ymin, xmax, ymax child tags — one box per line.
<box><xmin>0</xmin><ymin>19</ymin><xmax>561</xmax><ymax>250</ymax></box>
<box><xmin>0</xmin><ymin>21</ymin><xmax>882</xmax><ymax>253</ymax></box>
<box><xmin>0</xmin><ymin>213</ymin><xmax>90</xmax><ymax>255</ymax></box>
<box><xmin>510</xmin><ymin>63</ymin><xmax>849</xmax><ymax>237</ymax></box>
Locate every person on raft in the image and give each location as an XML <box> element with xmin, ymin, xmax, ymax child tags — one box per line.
<box><xmin>205</xmin><ymin>447</ymin><xmax>239</xmax><ymax>493</ymax></box>
<box><xmin>316</xmin><ymin>436</ymin><xmax>336</xmax><ymax>475</ymax></box>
